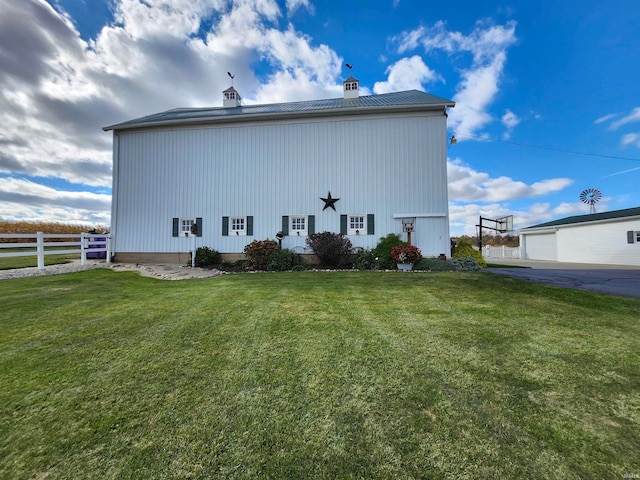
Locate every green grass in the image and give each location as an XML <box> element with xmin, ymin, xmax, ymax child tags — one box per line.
<box><xmin>1</xmin><ymin>270</ymin><xmax>638</xmax><ymax>479</ymax></box>
<box><xmin>0</xmin><ymin>253</ymin><xmax>76</xmax><ymax>270</ymax></box>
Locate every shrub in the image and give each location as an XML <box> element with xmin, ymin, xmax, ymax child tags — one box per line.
<box><xmin>390</xmin><ymin>244</ymin><xmax>422</xmax><ymax>264</ymax></box>
<box><xmin>373</xmin><ymin>234</ymin><xmax>405</xmax><ymax>269</ymax></box>
<box><xmin>244</xmin><ymin>239</ymin><xmax>278</xmax><ymax>270</ymax></box>
<box><xmin>220</xmin><ymin>259</ymin><xmax>251</xmax><ymax>272</ymax></box>
<box><xmin>292</xmin><ymin>264</ymin><xmax>309</xmax><ymax>271</ymax></box>
<box><xmin>451</xmin><ymin>257</ymin><xmax>482</xmax><ymax>271</ymax></box>
<box><xmin>194</xmin><ymin>246</ymin><xmax>220</xmax><ymax>267</ymax></box>
<box><xmin>354</xmin><ymin>248</ymin><xmax>377</xmax><ymax>270</ymax></box>
<box><xmin>452</xmin><ymin>238</ymin><xmax>487</xmax><ymax>268</ymax></box>
<box><xmin>413</xmin><ymin>257</ymin><xmax>481</xmax><ymax>272</ymax></box>
<box><xmin>414</xmin><ymin>258</ymin><xmax>457</xmax><ymax>271</ymax></box>
<box><xmin>268</xmin><ymin>248</ymin><xmax>298</xmax><ymax>271</ymax></box>
<box><xmin>306</xmin><ymin>231</ymin><xmax>352</xmax><ymax>267</ymax></box>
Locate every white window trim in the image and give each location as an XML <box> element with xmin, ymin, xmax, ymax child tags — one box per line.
<box><xmin>179</xmin><ymin>217</ymin><xmax>196</xmax><ymax>237</ymax></box>
<box><xmin>290</xmin><ymin>215</ymin><xmax>308</xmax><ymax>236</ymax></box>
<box><xmin>348</xmin><ymin>214</ymin><xmax>366</xmax><ymax>236</ymax></box>
<box><xmin>229</xmin><ymin>216</ymin><xmax>247</xmax><ymax>236</ymax></box>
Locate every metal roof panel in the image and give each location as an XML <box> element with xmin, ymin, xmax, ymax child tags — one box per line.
<box><xmin>523</xmin><ymin>207</ymin><xmax>640</xmax><ymax>230</ymax></box>
<box><xmin>103</xmin><ymin>89</ymin><xmax>455</xmax><ymax>131</ymax></box>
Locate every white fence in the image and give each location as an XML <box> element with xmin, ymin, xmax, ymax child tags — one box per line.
<box><xmin>0</xmin><ymin>233</ymin><xmax>111</xmax><ymax>270</ymax></box>
<box><xmin>482</xmin><ymin>245</ymin><xmax>521</xmax><ymax>259</ymax></box>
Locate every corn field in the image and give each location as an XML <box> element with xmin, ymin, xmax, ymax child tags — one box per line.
<box><xmin>0</xmin><ymin>221</ymin><xmax>109</xmax><ymax>243</ymax></box>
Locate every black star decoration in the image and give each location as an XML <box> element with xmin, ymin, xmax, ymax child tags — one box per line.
<box><xmin>320</xmin><ymin>191</ymin><xmax>340</xmax><ymax>211</ymax></box>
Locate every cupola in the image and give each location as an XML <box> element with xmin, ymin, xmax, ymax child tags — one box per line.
<box><xmin>223</xmin><ymin>86</ymin><xmax>241</xmax><ymax>108</ymax></box>
<box><xmin>343</xmin><ymin>76</ymin><xmax>359</xmax><ymax>99</ymax></box>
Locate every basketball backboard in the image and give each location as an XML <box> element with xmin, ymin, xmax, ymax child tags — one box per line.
<box><xmin>496</xmin><ymin>215</ymin><xmax>513</xmax><ymax>233</ymax></box>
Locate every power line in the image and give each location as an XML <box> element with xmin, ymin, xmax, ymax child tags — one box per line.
<box><xmin>452</xmin><ymin>132</ymin><xmax>640</xmax><ymax>163</ymax></box>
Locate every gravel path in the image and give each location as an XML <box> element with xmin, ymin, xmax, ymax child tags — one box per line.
<box><xmin>0</xmin><ymin>261</ymin><xmax>223</xmax><ymax>281</ymax></box>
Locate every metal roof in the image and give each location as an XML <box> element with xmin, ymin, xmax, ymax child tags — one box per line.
<box><xmin>103</xmin><ymin>89</ymin><xmax>455</xmax><ymax>131</ymax></box>
<box><xmin>522</xmin><ymin>206</ymin><xmax>640</xmax><ymax>230</ymax></box>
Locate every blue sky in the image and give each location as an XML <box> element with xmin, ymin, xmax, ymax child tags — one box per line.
<box><xmin>1</xmin><ymin>0</ymin><xmax>639</xmax><ymax>234</ymax></box>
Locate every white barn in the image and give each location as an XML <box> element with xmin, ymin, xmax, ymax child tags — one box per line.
<box><xmin>519</xmin><ymin>207</ymin><xmax>640</xmax><ymax>266</ymax></box>
<box><xmin>103</xmin><ymin>78</ymin><xmax>455</xmax><ymax>263</ymax></box>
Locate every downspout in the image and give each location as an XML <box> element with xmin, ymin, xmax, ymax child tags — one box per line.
<box><xmin>110</xmin><ymin>131</ymin><xmax>120</xmax><ymax>261</ymax></box>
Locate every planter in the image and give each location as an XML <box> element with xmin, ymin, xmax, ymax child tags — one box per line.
<box><xmin>397</xmin><ymin>263</ymin><xmax>413</xmax><ymax>271</ymax></box>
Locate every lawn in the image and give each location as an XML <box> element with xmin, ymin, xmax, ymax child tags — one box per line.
<box><xmin>1</xmin><ymin>270</ymin><xmax>638</xmax><ymax>479</ymax></box>
<box><xmin>0</xmin><ymin>253</ymin><xmax>77</xmax><ymax>270</ymax></box>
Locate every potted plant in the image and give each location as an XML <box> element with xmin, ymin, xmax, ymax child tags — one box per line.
<box><xmin>390</xmin><ymin>244</ymin><xmax>422</xmax><ymax>270</ymax></box>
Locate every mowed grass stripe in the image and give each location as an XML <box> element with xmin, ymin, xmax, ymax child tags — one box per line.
<box><xmin>0</xmin><ymin>270</ymin><xmax>638</xmax><ymax>479</ymax></box>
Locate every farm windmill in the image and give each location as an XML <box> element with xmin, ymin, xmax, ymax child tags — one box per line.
<box><xmin>580</xmin><ymin>188</ymin><xmax>602</xmax><ymax>214</ymax></box>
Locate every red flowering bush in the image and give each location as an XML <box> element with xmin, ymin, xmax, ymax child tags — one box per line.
<box><xmin>390</xmin><ymin>244</ymin><xmax>422</xmax><ymax>264</ymax></box>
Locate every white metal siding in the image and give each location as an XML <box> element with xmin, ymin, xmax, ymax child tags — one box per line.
<box><xmin>112</xmin><ymin>112</ymin><xmax>450</xmax><ymax>256</ymax></box>
<box><xmin>522</xmin><ymin>232</ymin><xmax>557</xmax><ymax>261</ymax></box>
<box><xmin>556</xmin><ymin>219</ymin><xmax>640</xmax><ymax>265</ymax></box>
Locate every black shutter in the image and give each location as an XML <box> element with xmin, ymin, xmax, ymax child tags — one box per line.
<box><xmin>195</xmin><ymin>217</ymin><xmax>203</xmax><ymax>237</ymax></box>
<box><xmin>172</xmin><ymin>218</ymin><xmax>179</xmax><ymax>237</ymax></box>
<box><xmin>340</xmin><ymin>215</ymin><xmax>347</xmax><ymax>235</ymax></box>
<box><xmin>308</xmin><ymin>215</ymin><xmax>315</xmax><ymax>235</ymax></box>
<box><xmin>282</xmin><ymin>216</ymin><xmax>289</xmax><ymax>235</ymax></box>
<box><xmin>247</xmin><ymin>216</ymin><xmax>254</xmax><ymax>236</ymax></box>
<box><xmin>222</xmin><ymin>216</ymin><xmax>229</xmax><ymax>236</ymax></box>
<box><xmin>628</xmin><ymin>231</ymin><xmax>635</xmax><ymax>244</ymax></box>
<box><xmin>367</xmin><ymin>214</ymin><xmax>375</xmax><ymax>235</ymax></box>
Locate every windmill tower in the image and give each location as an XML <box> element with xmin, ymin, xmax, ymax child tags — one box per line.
<box><xmin>580</xmin><ymin>188</ymin><xmax>602</xmax><ymax>214</ymax></box>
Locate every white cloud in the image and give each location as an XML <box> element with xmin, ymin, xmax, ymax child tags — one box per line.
<box><xmin>448</xmin><ymin>201</ymin><xmax>592</xmax><ymax>236</ymax></box>
<box><xmin>0</xmin><ymin>177</ymin><xmax>111</xmax><ymax>224</ymax></box>
<box><xmin>373</xmin><ymin>55</ymin><xmax>441</xmax><ymax>94</ymax></box>
<box><xmin>447</xmin><ymin>159</ymin><xmax>573</xmax><ymax>203</ymax></box>
<box><xmin>0</xmin><ymin>0</ymin><xmax>346</xmax><ymax>223</ymax></box>
<box><xmin>593</xmin><ymin>112</ymin><xmax>619</xmax><ymax>124</ymax></box>
<box><xmin>286</xmin><ymin>0</ymin><xmax>313</xmax><ymax>15</ymax></box>
<box><xmin>621</xmin><ymin>133</ymin><xmax>640</xmax><ymax>148</ymax></box>
<box><xmin>501</xmin><ymin>109</ymin><xmax>520</xmax><ymax>139</ymax></box>
<box><xmin>395</xmin><ymin>20</ymin><xmax>517</xmax><ymax>139</ymax></box>
<box><xmin>501</xmin><ymin>109</ymin><xmax>520</xmax><ymax>129</ymax></box>
<box><xmin>609</xmin><ymin>107</ymin><xmax>640</xmax><ymax>130</ymax></box>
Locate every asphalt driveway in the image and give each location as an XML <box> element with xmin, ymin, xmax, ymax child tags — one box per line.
<box><xmin>487</xmin><ymin>260</ymin><xmax>640</xmax><ymax>299</ymax></box>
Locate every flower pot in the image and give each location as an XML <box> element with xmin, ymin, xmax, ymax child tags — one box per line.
<box><xmin>397</xmin><ymin>263</ymin><xmax>413</xmax><ymax>271</ymax></box>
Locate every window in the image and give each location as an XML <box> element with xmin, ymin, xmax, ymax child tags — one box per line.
<box><xmin>348</xmin><ymin>215</ymin><xmax>366</xmax><ymax>235</ymax></box>
<box><xmin>290</xmin><ymin>216</ymin><xmax>307</xmax><ymax>236</ymax></box>
<box><xmin>631</xmin><ymin>231</ymin><xmax>640</xmax><ymax>244</ymax></box>
<box><xmin>225</xmin><ymin>91</ymin><xmax>235</xmax><ymax>100</ymax></box>
<box><xmin>281</xmin><ymin>215</ymin><xmax>314</xmax><ymax>236</ymax></box>
<box><xmin>341</xmin><ymin>214</ymin><xmax>374</xmax><ymax>235</ymax></box>
<box><xmin>180</xmin><ymin>218</ymin><xmax>195</xmax><ymax>237</ymax></box>
<box><xmin>637</xmin><ymin>232</ymin><xmax>640</xmax><ymax>243</ymax></box>
<box><xmin>230</xmin><ymin>216</ymin><xmax>246</xmax><ymax>236</ymax></box>
<box><xmin>345</xmin><ymin>82</ymin><xmax>358</xmax><ymax>91</ymax></box>
<box><xmin>173</xmin><ymin>217</ymin><xmax>202</xmax><ymax>237</ymax></box>
<box><xmin>222</xmin><ymin>216</ymin><xmax>253</xmax><ymax>236</ymax></box>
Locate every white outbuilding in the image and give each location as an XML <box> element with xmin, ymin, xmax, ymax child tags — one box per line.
<box><xmin>519</xmin><ymin>207</ymin><xmax>640</xmax><ymax>266</ymax></box>
<box><xmin>103</xmin><ymin>78</ymin><xmax>455</xmax><ymax>263</ymax></box>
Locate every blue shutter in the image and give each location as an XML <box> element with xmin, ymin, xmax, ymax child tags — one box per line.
<box><xmin>367</xmin><ymin>214</ymin><xmax>374</xmax><ymax>235</ymax></box>
<box><xmin>308</xmin><ymin>215</ymin><xmax>315</xmax><ymax>235</ymax></box>
<box><xmin>172</xmin><ymin>218</ymin><xmax>179</xmax><ymax>237</ymax></box>
<box><xmin>628</xmin><ymin>231</ymin><xmax>635</xmax><ymax>244</ymax></box>
<box><xmin>247</xmin><ymin>216</ymin><xmax>254</xmax><ymax>236</ymax></box>
<box><xmin>282</xmin><ymin>216</ymin><xmax>289</xmax><ymax>235</ymax></box>
<box><xmin>340</xmin><ymin>215</ymin><xmax>347</xmax><ymax>235</ymax></box>
<box><xmin>222</xmin><ymin>217</ymin><xmax>229</xmax><ymax>236</ymax></box>
<box><xmin>195</xmin><ymin>217</ymin><xmax>203</xmax><ymax>237</ymax></box>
